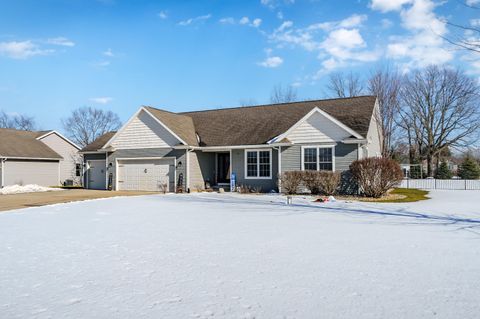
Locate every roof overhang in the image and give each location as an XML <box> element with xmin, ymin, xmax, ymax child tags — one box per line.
<box><xmin>0</xmin><ymin>156</ymin><xmax>61</xmax><ymax>161</ymax></box>
<box><xmin>174</xmin><ymin>142</ymin><xmax>292</xmax><ymax>152</ymax></box>
<box><xmin>342</xmin><ymin>138</ymin><xmax>367</xmax><ymax>144</ymax></box>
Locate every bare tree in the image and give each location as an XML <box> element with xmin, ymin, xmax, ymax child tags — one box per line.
<box><xmin>62</xmin><ymin>106</ymin><xmax>121</xmax><ymax>147</ymax></box>
<box><xmin>443</xmin><ymin>1</ymin><xmax>480</xmax><ymax>53</ymax></box>
<box><xmin>326</xmin><ymin>72</ymin><xmax>364</xmax><ymax>98</ymax></box>
<box><xmin>399</xmin><ymin>65</ymin><xmax>480</xmax><ymax>177</ymax></box>
<box><xmin>368</xmin><ymin>66</ymin><xmax>403</xmax><ymax>157</ymax></box>
<box><xmin>0</xmin><ymin>110</ymin><xmax>36</xmax><ymax>130</ymax></box>
<box><xmin>270</xmin><ymin>84</ymin><xmax>298</xmax><ymax>104</ymax></box>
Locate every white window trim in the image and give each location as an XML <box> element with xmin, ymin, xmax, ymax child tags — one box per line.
<box><xmin>244</xmin><ymin>149</ymin><xmax>272</xmax><ymax>179</ymax></box>
<box><xmin>301</xmin><ymin>145</ymin><xmax>336</xmax><ymax>171</ymax></box>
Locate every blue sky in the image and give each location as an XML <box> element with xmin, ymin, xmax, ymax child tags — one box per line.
<box><xmin>0</xmin><ymin>0</ymin><xmax>479</xmax><ymax>131</ymax></box>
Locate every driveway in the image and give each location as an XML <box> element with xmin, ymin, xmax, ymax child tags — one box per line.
<box><xmin>0</xmin><ymin>189</ymin><xmax>157</xmax><ymax>212</ymax></box>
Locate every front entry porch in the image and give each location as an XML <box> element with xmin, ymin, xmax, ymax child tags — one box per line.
<box><xmin>215</xmin><ymin>152</ymin><xmax>231</xmax><ymax>187</ymax></box>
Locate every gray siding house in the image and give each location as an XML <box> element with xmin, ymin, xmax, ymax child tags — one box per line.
<box><xmin>0</xmin><ymin>129</ymin><xmax>81</xmax><ymax>187</ymax></box>
<box><xmin>80</xmin><ymin>96</ymin><xmax>382</xmax><ymax>192</ymax></box>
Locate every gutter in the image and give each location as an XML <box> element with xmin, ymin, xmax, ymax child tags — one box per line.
<box><xmin>173</xmin><ymin>143</ymin><xmax>292</xmax><ymax>151</ymax></box>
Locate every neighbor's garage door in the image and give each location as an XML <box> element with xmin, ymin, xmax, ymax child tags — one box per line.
<box><xmin>117</xmin><ymin>159</ymin><xmax>173</xmax><ymax>192</ymax></box>
<box><xmin>4</xmin><ymin>160</ymin><xmax>59</xmax><ymax>186</ymax></box>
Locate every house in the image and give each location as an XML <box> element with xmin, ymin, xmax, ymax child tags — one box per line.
<box><xmin>80</xmin><ymin>96</ymin><xmax>381</xmax><ymax>192</ymax></box>
<box><xmin>0</xmin><ymin>128</ymin><xmax>81</xmax><ymax>187</ymax></box>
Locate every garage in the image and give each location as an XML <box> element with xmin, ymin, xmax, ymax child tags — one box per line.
<box><xmin>117</xmin><ymin>158</ymin><xmax>174</xmax><ymax>192</ymax></box>
<box><xmin>3</xmin><ymin>160</ymin><xmax>60</xmax><ymax>187</ymax></box>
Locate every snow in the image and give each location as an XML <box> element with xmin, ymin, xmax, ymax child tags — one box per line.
<box><xmin>1</xmin><ymin>190</ymin><xmax>480</xmax><ymax>318</ymax></box>
<box><xmin>0</xmin><ymin>184</ymin><xmax>64</xmax><ymax>195</ymax></box>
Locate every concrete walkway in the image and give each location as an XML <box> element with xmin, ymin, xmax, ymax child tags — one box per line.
<box><xmin>0</xmin><ymin>189</ymin><xmax>158</xmax><ymax>212</ymax></box>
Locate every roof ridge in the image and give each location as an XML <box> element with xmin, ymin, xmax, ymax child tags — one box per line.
<box><xmin>179</xmin><ymin>95</ymin><xmax>375</xmax><ymax>114</ymax></box>
<box><xmin>143</xmin><ymin>105</ymin><xmax>191</xmax><ymax>117</ymax></box>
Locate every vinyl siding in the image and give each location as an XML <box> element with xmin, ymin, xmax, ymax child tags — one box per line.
<box><xmin>4</xmin><ymin>160</ymin><xmax>59</xmax><ymax>186</ymax></box>
<box><xmin>188</xmin><ymin>151</ymin><xmax>215</xmax><ymax>191</ymax></box>
<box><xmin>108</xmin><ymin>148</ymin><xmax>186</xmax><ymax>192</ymax></box>
<box><xmin>286</xmin><ymin>111</ymin><xmax>351</xmax><ymax>144</ymax></box>
<box><xmin>39</xmin><ymin>133</ymin><xmax>81</xmax><ymax>185</ymax></box>
<box><xmin>111</xmin><ymin>110</ymin><xmax>180</xmax><ymax>150</ymax></box>
<box><xmin>231</xmin><ymin>148</ymin><xmax>278</xmax><ymax>192</ymax></box>
<box><xmin>366</xmin><ymin>101</ymin><xmax>382</xmax><ymax>157</ymax></box>
<box><xmin>281</xmin><ymin>143</ymin><xmax>357</xmax><ymax>172</ymax></box>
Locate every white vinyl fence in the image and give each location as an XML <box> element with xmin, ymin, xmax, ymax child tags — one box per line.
<box><xmin>400</xmin><ymin>179</ymin><xmax>480</xmax><ymax>190</ymax></box>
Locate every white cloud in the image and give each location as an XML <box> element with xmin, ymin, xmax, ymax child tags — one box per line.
<box><xmin>258</xmin><ymin>56</ymin><xmax>283</xmax><ymax>68</ymax></box>
<box><xmin>220</xmin><ymin>16</ymin><xmax>262</xmax><ymax>28</ymax></box>
<box><xmin>103</xmin><ymin>48</ymin><xmax>114</xmax><ymax>57</ymax></box>
<box><xmin>261</xmin><ymin>0</ymin><xmax>294</xmax><ymax>9</ymax></box>
<box><xmin>219</xmin><ymin>17</ymin><xmax>235</xmax><ymax>24</ymax></box>
<box><xmin>471</xmin><ymin>19</ymin><xmax>480</xmax><ymax>27</ymax></box>
<box><xmin>178</xmin><ymin>14</ymin><xmax>211</xmax><ymax>26</ymax></box>
<box><xmin>89</xmin><ymin>97</ymin><xmax>113</xmax><ymax>104</ymax></box>
<box><xmin>252</xmin><ymin>18</ymin><xmax>262</xmax><ymax>28</ymax></box>
<box><xmin>269</xmin><ymin>14</ymin><xmax>378</xmax><ymax>73</ymax></box>
<box><xmin>158</xmin><ymin>11</ymin><xmax>168</xmax><ymax>19</ymax></box>
<box><xmin>371</xmin><ymin>0</ymin><xmax>453</xmax><ymax>69</ymax></box>
<box><xmin>0</xmin><ymin>40</ymin><xmax>53</xmax><ymax>59</ymax></box>
<box><xmin>466</xmin><ymin>0</ymin><xmax>480</xmax><ymax>5</ymax></box>
<box><xmin>277</xmin><ymin>11</ymin><xmax>284</xmax><ymax>20</ymax></box>
<box><xmin>47</xmin><ymin>37</ymin><xmax>75</xmax><ymax>47</ymax></box>
<box><xmin>369</xmin><ymin>0</ymin><xmax>413</xmax><ymax>12</ymax></box>
<box><xmin>239</xmin><ymin>17</ymin><xmax>250</xmax><ymax>25</ymax></box>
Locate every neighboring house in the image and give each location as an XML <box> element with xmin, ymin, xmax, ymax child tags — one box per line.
<box><xmin>0</xmin><ymin>128</ymin><xmax>81</xmax><ymax>187</ymax></box>
<box><xmin>80</xmin><ymin>96</ymin><xmax>382</xmax><ymax>192</ymax></box>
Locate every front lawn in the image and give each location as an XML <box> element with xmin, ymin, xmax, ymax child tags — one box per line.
<box><xmin>0</xmin><ymin>191</ymin><xmax>479</xmax><ymax>318</ymax></box>
<box><xmin>373</xmin><ymin>188</ymin><xmax>430</xmax><ymax>203</ymax></box>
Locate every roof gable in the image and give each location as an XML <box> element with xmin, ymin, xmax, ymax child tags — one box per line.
<box><xmin>107</xmin><ymin>109</ymin><xmax>182</xmax><ymax>149</ymax></box>
<box><xmin>0</xmin><ymin>128</ymin><xmax>62</xmax><ymax>159</ymax></box>
<box><xmin>278</xmin><ymin>108</ymin><xmax>362</xmax><ymax>144</ymax></box>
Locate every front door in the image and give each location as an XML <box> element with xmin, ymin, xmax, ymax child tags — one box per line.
<box><xmin>87</xmin><ymin>160</ymin><xmax>106</xmax><ymax>190</ymax></box>
<box><xmin>217</xmin><ymin>153</ymin><xmax>230</xmax><ymax>184</ymax></box>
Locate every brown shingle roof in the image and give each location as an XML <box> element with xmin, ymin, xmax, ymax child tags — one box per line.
<box><xmin>144</xmin><ymin>107</ymin><xmax>198</xmax><ymax>146</ymax></box>
<box><xmin>79</xmin><ymin>131</ymin><xmax>117</xmax><ymax>152</ymax></box>
<box><xmin>180</xmin><ymin>96</ymin><xmax>376</xmax><ymax>146</ymax></box>
<box><xmin>0</xmin><ymin>128</ymin><xmax>62</xmax><ymax>159</ymax></box>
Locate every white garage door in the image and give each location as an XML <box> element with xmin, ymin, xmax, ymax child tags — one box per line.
<box><xmin>117</xmin><ymin>159</ymin><xmax>172</xmax><ymax>192</ymax></box>
<box><xmin>4</xmin><ymin>160</ymin><xmax>59</xmax><ymax>187</ymax></box>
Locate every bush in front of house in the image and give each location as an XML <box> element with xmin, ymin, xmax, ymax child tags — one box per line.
<box><xmin>302</xmin><ymin>171</ymin><xmax>321</xmax><ymax>195</ymax></box>
<box><xmin>279</xmin><ymin>171</ymin><xmax>303</xmax><ymax>194</ymax></box>
<box><xmin>317</xmin><ymin>171</ymin><xmax>341</xmax><ymax>195</ymax></box>
<box><xmin>350</xmin><ymin>157</ymin><xmax>403</xmax><ymax>198</ymax></box>
<box><xmin>458</xmin><ymin>156</ymin><xmax>480</xmax><ymax>179</ymax></box>
<box><xmin>435</xmin><ymin>161</ymin><xmax>453</xmax><ymax>179</ymax></box>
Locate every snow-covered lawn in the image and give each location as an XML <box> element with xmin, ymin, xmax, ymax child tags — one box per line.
<box><xmin>1</xmin><ymin>191</ymin><xmax>480</xmax><ymax>318</ymax></box>
<box><xmin>0</xmin><ymin>184</ymin><xmax>64</xmax><ymax>195</ymax></box>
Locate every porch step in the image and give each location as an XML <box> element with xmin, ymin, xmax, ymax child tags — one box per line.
<box><xmin>212</xmin><ymin>185</ymin><xmax>231</xmax><ymax>192</ymax></box>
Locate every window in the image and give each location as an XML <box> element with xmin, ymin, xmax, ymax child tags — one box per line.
<box><xmin>245</xmin><ymin>150</ymin><xmax>271</xmax><ymax>179</ymax></box>
<box><xmin>75</xmin><ymin>163</ymin><xmax>82</xmax><ymax>177</ymax></box>
<box><xmin>302</xmin><ymin>146</ymin><xmax>334</xmax><ymax>171</ymax></box>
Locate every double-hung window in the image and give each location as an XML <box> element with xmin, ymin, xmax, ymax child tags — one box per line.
<box><xmin>302</xmin><ymin>146</ymin><xmax>335</xmax><ymax>171</ymax></box>
<box><xmin>245</xmin><ymin>149</ymin><xmax>272</xmax><ymax>179</ymax></box>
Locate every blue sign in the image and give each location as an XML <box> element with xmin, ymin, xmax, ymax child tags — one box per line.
<box><xmin>230</xmin><ymin>172</ymin><xmax>236</xmax><ymax>192</ymax></box>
